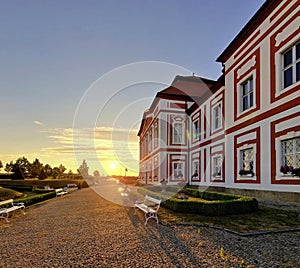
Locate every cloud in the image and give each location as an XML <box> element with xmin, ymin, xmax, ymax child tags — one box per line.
<box><xmin>33</xmin><ymin>120</ymin><xmax>44</xmax><ymax>126</ymax></box>
<box><xmin>40</xmin><ymin>126</ymin><xmax>140</xmax><ymax>172</ymax></box>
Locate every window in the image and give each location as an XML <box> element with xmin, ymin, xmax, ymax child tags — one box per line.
<box><xmin>154</xmin><ymin>119</ymin><xmax>158</xmax><ymax>148</ymax></box>
<box><xmin>192</xmin><ymin>161</ymin><xmax>199</xmax><ymax>179</ymax></box>
<box><xmin>240</xmin><ymin>77</ymin><xmax>254</xmax><ymax>112</ymax></box>
<box><xmin>193</xmin><ymin>120</ymin><xmax>199</xmax><ymax>141</ymax></box>
<box><xmin>149</xmin><ymin>130</ymin><xmax>153</xmax><ymax>152</ymax></box>
<box><xmin>154</xmin><ymin>156</ymin><xmax>158</xmax><ymax>178</ymax></box>
<box><xmin>173</xmin><ymin>122</ymin><xmax>183</xmax><ymax>144</ymax></box>
<box><xmin>173</xmin><ymin>162</ymin><xmax>184</xmax><ymax>179</ymax></box>
<box><xmin>212</xmin><ymin>155</ymin><xmax>222</xmax><ymax>177</ymax></box>
<box><xmin>281</xmin><ymin>137</ymin><xmax>300</xmax><ymax>169</ymax></box>
<box><xmin>212</xmin><ymin>103</ymin><xmax>222</xmax><ymax>131</ymax></box>
<box><xmin>239</xmin><ymin>148</ymin><xmax>254</xmax><ymax>176</ymax></box>
<box><xmin>282</xmin><ymin>42</ymin><xmax>300</xmax><ymax>89</ymax></box>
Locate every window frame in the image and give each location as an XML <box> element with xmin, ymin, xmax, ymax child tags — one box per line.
<box><xmin>240</xmin><ymin>76</ymin><xmax>254</xmax><ymax>112</ymax></box>
<box><xmin>212</xmin><ymin>103</ymin><xmax>222</xmax><ymax>132</ymax></box>
<box><xmin>154</xmin><ymin>119</ymin><xmax>159</xmax><ymax>148</ymax></box>
<box><xmin>191</xmin><ymin>160</ymin><xmax>199</xmax><ymax>180</ymax></box>
<box><xmin>212</xmin><ymin>155</ymin><xmax>222</xmax><ymax>178</ymax></box>
<box><xmin>192</xmin><ymin>119</ymin><xmax>200</xmax><ymax>141</ymax></box>
<box><xmin>281</xmin><ymin>136</ymin><xmax>300</xmax><ymax>170</ymax></box>
<box><xmin>173</xmin><ymin>122</ymin><xmax>184</xmax><ymax>144</ymax></box>
<box><xmin>281</xmin><ymin>41</ymin><xmax>300</xmax><ymax>90</ymax></box>
<box><xmin>239</xmin><ymin>147</ymin><xmax>255</xmax><ymax>177</ymax></box>
<box><xmin>173</xmin><ymin>162</ymin><xmax>184</xmax><ymax>179</ymax></box>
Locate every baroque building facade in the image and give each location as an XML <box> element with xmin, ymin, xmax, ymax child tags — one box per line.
<box><xmin>138</xmin><ymin>0</ymin><xmax>300</xmax><ymax>202</ymax></box>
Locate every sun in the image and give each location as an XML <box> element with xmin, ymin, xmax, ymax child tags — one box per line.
<box><xmin>109</xmin><ymin>163</ymin><xmax>117</xmax><ymax>170</ymax></box>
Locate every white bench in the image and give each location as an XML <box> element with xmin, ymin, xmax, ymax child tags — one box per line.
<box><xmin>0</xmin><ymin>199</ymin><xmax>25</xmax><ymax>223</ymax></box>
<box><xmin>55</xmin><ymin>188</ymin><xmax>68</xmax><ymax>197</ymax></box>
<box><xmin>134</xmin><ymin>195</ymin><xmax>161</xmax><ymax>226</ymax></box>
<box><xmin>67</xmin><ymin>183</ymin><xmax>77</xmax><ymax>188</ymax></box>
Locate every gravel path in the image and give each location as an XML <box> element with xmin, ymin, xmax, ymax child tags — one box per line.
<box><xmin>0</xmin><ymin>188</ymin><xmax>299</xmax><ymax>267</ymax></box>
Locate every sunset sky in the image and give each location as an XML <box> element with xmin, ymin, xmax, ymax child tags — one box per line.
<box><xmin>0</xmin><ymin>0</ymin><xmax>265</xmax><ymax>176</ymax></box>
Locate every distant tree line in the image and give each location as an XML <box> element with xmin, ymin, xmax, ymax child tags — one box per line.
<box><xmin>0</xmin><ymin>157</ymin><xmax>90</xmax><ymax>180</ymax></box>
<box><xmin>0</xmin><ymin>157</ymin><xmax>70</xmax><ymax>180</ymax></box>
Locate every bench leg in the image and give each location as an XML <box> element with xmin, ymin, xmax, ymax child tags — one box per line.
<box><xmin>0</xmin><ymin>213</ymin><xmax>10</xmax><ymax>223</ymax></box>
<box><xmin>144</xmin><ymin>212</ymin><xmax>158</xmax><ymax>226</ymax></box>
<box><xmin>21</xmin><ymin>207</ymin><xmax>26</xmax><ymax>215</ymax></box>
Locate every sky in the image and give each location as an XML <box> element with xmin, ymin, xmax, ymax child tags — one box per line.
<box><xmin>0</xmin><ymin>0</ymin><xmax>265</xmax><ymax>176</ymax></box>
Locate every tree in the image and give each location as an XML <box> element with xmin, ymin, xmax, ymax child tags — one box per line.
<box><xmin>5</xmin><ymin>157</ymin><xmax>30</xmax><ymax>176</ymax></box>
<box><xmin>58</xmin><ymin>164</ymin><xmax>66</xmax><ymax>174</ymax></box>
<box><xmin>43</xmin><ymin>164</ymin><xmax>52</xmax><ymax>178</ymax></box>
<box><xmin>0</xmin><ymin>160</ymin><xmax>3</xmax><ymax>170</ymax></box>
<box><xmin>51</xmin><ymin>167</ymin><xmax>61</xmax><ymax>179</ymax></box>
<box><xmin>30</xmin><ymin>158</ymin><xmax>43</xmax><ymax>178</ymax></box>
<box><xmin>39</xmin><ymin>169</ymin><xmax>47</xmax><ymax>180</ymax></box>
<box><xmin>78</xmin><ymin>160</ymin><xmax>89</xmax><ymax>178</ymax></box>
<box><xmin>93</xmin><ymin>170</ymin><xmax>100</xmax><ymax>177</ymax></box>
<box><xmin>5</xmin><ymin>161</ymin><xmax>25</xmax><ymax>180</ymax></box>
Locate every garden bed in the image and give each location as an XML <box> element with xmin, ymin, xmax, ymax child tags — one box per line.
<box><xmin>137</xmin><ymin>187</ymin><xmax>258</xmax><ymax>216</ymax></box>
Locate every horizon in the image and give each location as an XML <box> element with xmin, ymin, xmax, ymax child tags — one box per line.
<box><xmin>0</xmin><ymin>0</ymin><xmax>265</xmax><ymax>176</ymax></box>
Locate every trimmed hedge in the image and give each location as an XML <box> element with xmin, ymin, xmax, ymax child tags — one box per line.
<box><xmin>137</xmin><ymin>187</ymin><xmax>258</xmax><ymax>216</ymax></box>
<box><xmin>163</xmin><ymin>197</ymin><xmax>258</xmax><ymax>216</ymax></box>
<box><xmin>14</xmin><ymin>191</ymin><xmax>57</xmax><ymax>207</ymax></box>
<box><xmin>0</xmin><ymin>179</ymin><xmax>89</xmax><ymax>189</ymax></box>
<box><xmin>182</xmin><ymin>188</ymin><xmax>239</xmax><ymax>201</ymax></box>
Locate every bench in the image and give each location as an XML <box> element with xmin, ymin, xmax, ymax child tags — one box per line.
<box><xmin>67</xmin><ymin>183</ymin><xmax>77</xmax><ymax>188</ymax></box>
<box><xmin>55</xmin><ymin>187</ymin><xmax>68</xmax><ymax>197</ymax></box>
<box><xmin>0</xmin><ymin>199</ymin><xmax>25</xmax><ymax>223</ymax></box>
<box><xmin>134</xmin><ymin>195</ymin><xmax>161</xmax><ymax>226</ymax></box>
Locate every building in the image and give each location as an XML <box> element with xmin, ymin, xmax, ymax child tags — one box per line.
<box><xmin>138</xmin><ymin>0</ymin><xmax>300</xmax><ymax>202</ymax></box>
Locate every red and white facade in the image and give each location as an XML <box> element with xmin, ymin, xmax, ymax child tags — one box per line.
<box><xmin>138</xmin><ymin>0</ymin><xmax>300</xmax><ymax>200</ymax></box>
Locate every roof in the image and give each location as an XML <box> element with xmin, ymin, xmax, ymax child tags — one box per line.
<box><xmin>137</xmin><ymin>75</ymin><xmax>217</xmax><ymax>137</ymax></box>
<box><xmin>216</xmin><ymin>0</ymin><xmax>282</xmax><ymax>63</ymax></box>
<box><xmin>186</xmin><ymin>74</ymin><xmax>225</xmax><ymax>115</ymax></box>
<box><xmin>156</xmin><ymin>75</ymin><xmax>216</xmax><ymax>102</ymax></box>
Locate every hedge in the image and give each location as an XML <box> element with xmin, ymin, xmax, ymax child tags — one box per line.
<box><xmin>0</xmin><ymin>179</ymin><xmax>89</xmax><ymax>189</ymax></box>
<box><xmin>137</xmin><ymin>187</ymin><xmax>258</xmax><ymax>216</ymax></box>
<box><xmin>14</xmin><ymin>191</ymin><xmax>57</xmax><ymax>207</ymax></box>
<box><xmin>163</xmin><ymin>197</ymin><xmax>258</xmax><ymax>216</ymax></box>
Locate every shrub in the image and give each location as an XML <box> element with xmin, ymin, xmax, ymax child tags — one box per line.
<box><xmin>137</xmin><ymin>187</ymin><xmax>258</xmax><ymax>216</ymax></box>
<box><xmin>14</xmin><ymin>191</ymin><xmax>57</xmax><ymax>207</ymax></box>
<box><xmin>162</xmin><ymin>197</ymin><xmax>258</xmax><ymax>216</ymax></box>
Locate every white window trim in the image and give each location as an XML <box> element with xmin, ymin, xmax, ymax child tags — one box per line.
<box><xmin>238</xmin><ymin>72</ymin><xmax>256</xmax><ymax>116</ymax></box>
<box><xmin>191</xmin><ymin>160</ymin><xmax>199</xmax><ymax>180</ymax></box>
<box><xmin>237</xmin><ymin>144</ymin><xmax>257</xmax><ymax>181</ymax></box>
<box><xmin>212</xmin><ymin>103</ymin><xmax>222</xmax><ymax>132</ymax></box>
<box><xmin>211</xmin><ymin>154</ymin><xmax>222</xmax><ymax>179</ymax></box>
<box><xmin>192</xmin><ymin>119</ymin><xmax>200</xmax><ymax>141</ymax></box>
<box><xmin>173</xmin><ymin>121</ymin><xmax>185</xmax><ymax>144</ymax></box>
<box><xmin>154</xmin><ymin>119</ymin><xmax>159</xmax><ymax>148</ymax></box>
<box><xmin>275</xmin><ymin>37</ymin><xmax>300</xmax><ymax>97</ymax></box>
<box><xmin>154</xmin><ymin>155</ymin><xmax>159</xmax><ymax>178</ymax></box>
<box><xmin>172</xmin><ymin>162</ymin><xmax>185</xmax><ymax>180</ymax></box>
<box><xmin>275</xmin><ymin>132</ymin><xmax>300</xmax><ymax>181</ymax></box>
<box><xmin>281</xmin><ymin>41</ymin><xmax>300</xmax><ymax>90</ymax></box>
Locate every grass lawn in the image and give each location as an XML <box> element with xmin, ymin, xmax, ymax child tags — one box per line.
<box><xmin>158</xmin><ymin>205</ymin><xmax>300</xmax><ymax>233</ymax></box>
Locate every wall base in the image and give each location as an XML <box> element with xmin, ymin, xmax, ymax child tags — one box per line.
<box><xmin>194</xmin><ymin>185</ymin><xmax>300</xmax><ymax>210</ymax></box>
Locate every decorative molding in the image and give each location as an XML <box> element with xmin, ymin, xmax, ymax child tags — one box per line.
<box><xmin>237</xmin><ymin>55</ymin><xmax>256</xmax><ymax>79</ymax></box>
<box><xmin>275</xmin><ymin>17</ymin><xmax>300</xmax><ymax>47</ymax></box>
